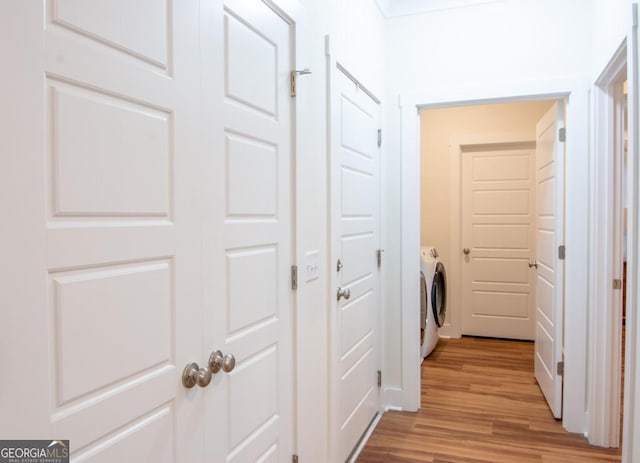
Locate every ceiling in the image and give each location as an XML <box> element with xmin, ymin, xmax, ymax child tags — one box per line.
<box><xmin>375</xmin><ymin>0</ymin><xmax>507</xmax><ymax>17</ymax></box>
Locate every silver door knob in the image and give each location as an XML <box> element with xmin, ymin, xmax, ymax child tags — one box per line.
<box><xmin>463</xmin><ymin>248</ymin><xmax>470</xmax><ymax>255</ymax></box>
<box><xmin>209</xmin><ymin>350</ymin><xmax>236</xmax><ymax>373</ymax></box>
<box><xmin>182</xmin><ymin>362</ymin><xmax>212</xmax><ymax>388</ymax></box>
<box><xmin>528</xmin><ymin>260</ymin><xmax>538</xmax><ymax>269</ymax></box>
<box><xmin>337</xmin><ymin>287</ymin><xmax>351</xmax><ymax>301</ymax></box>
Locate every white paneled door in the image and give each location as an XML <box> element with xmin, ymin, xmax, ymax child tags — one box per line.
<box><xmin>1</xmin><ymin>1</ymin><xmax>294</xmax><ymax>461</ymax></box>
<box><xmin>330</xmin><ymin>66</ymin><xmax>381</xmax><ymax>462</ymax></box>
<box><xmin>534</xmin><ymin>102</ymin><xmax>565</xmax><ymax>418</ymax></box>
<box><xmin>206</xmin><ymin>1</ymin><xmax>294</xmax><ymax>461</ymax></box>
<box><xmin>461</xmin><ymin>145</ymin><xmax>537</xmax><ymax>340</ymax></box>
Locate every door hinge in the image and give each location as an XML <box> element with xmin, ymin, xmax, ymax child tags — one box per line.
<box><xmin>377</xmin><ymin>249</ymin><xmax>384</xmax><ymax>268</ymax></box>
<box><xmin>292</xmin><ymin>455</ymin><xmax>299</xmax><ymax>463</ymax></box>
<box><xmin>291</xmin><ymin>265</ymin><xmax>298</xmax><ymax>290</ymax></box>
<box><xmin>377</xmin><ymin>370</ymin><xmax>382</xmax><ymax>387</ymax></box>
<box><xmin>558</xmin><ymin>245</ymin><xmax>565</xmax><ymax>260</ymax></box>
<box><xmin>290</xmin><ymin>69</ymin><xmax>311</xmax><ymax>97</ymax></box>
<box><xmin>557</xmin><ymin>361</ymin><xmax>564</xmax><ymax>376</ymax></box>
<box><xmin>613</xmin><ymin>279</ymin><xmax>622</xmax><ymax>290</ymax></box>
<box><xmin>559</xmin><ymin>127</ymin><xmax>566</xmax><ymax>142</ymax></box>
<box><xmin>377</xmin><ymin>129</ymin><xmax>382</xmax><ymax>147</ymax></box>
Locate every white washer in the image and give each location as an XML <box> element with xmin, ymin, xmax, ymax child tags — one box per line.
<box><xmin>420</xmin><ymin>246</ymin><xmax>447</xmax><ymax>358</ymax></box>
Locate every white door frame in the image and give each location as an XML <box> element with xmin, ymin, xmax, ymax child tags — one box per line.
<box><xmin>623</xmin><ymin>4</ymin><xmax>640</xmax><ymax>462</ymax></box>
<box><xmin>589</xmin><ymin>39</ymin><xmax>628</xmax><ymax>448</ymax></box>
<box><xmin>399</xmin><ymin>78</ymin><xmax>590</xmax><ymax>433</ymax></box>
<box><xmin>443</xmin><ymin>132</ymin><xmax>537</xmax><ymax>339</ymax></box>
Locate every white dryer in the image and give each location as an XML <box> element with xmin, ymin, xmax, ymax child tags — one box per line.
<box><xmin>420</xmin><ymin>246</ymin><xmax>447</xmax><ymax>358</ymax></box>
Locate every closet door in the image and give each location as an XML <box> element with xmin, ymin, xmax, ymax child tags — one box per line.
<box><xmin>329</xmin><ymin>65</ymin><xmax>382</xmax><ymax>462</ymax></box>
<box><xmin>0</xmin><ymin>2</ymin><xmax>206</xmax><ymax>460</ymax></box>
<box><xmin>203</xmin><ymin>1</ymin><xmax>295</xmax><ymax>461</ymax></box>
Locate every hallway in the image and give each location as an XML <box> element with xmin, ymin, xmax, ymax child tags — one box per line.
<box><xmin>357</xmin><ymin>337</ymin><xmax>622</xmax><ymax>462</ymax></box>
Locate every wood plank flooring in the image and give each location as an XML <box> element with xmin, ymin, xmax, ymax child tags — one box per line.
<box><xmin>357</xmin><ymin>337</ymin><xmax>622</xmax><ymax>463</ymax></box>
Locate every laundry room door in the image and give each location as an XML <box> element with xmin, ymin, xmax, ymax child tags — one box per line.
<box><xmin>1</xmin><ymin>1</ymin><xmax>206</xmax><ymax>461</ymax></box>
<box><xmin>461</xmin><ymin>144</ymin><xmax>537</xmax><ymax>340</ymax></box>
<box><xmin>534</xmin><ymin>102</ymin><xmax>565</xmax><ymax>418</ymax></box>
<box><xmin>329</xmin><ymin>64</ymin><xmax>382</xmax><ymax>462</ymax></box>
<box><xmin>203</xmin><ymin>1</ymin><xmax>295</xmax><ymax>461</ymax></box>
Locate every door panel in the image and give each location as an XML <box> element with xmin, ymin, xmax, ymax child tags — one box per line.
<box><xmin>51</xmin><ymin>81</ymin><xmax>170</xmax><ymax>215</ymax></box>
<box><xmin>534</xmin><ymin>102</ymin><xmax>565</xmax><ymax>418</ymax></box>
<box><xmin>206</xmin><ymin>1</ymin><xmax>294</xmax><ymax>461</ymax></box>
<box><xmin>53</xmin><ymin>261</ymin><xmax>171</xmax><ymax>403</ymax></box>
<box><xmin>53</xmin><ymin>0</ymin><xmax>169</xmax><ymax>67</ymax></box>
<box><xmin>462</xmin><ymin>147</ymin><xmax>537</xmax><ymax>340</ymax></box>
<box><xmin>1</xmin><ymin>1</ymin><xmax>203</xmax><ymax>461</ymax></box>
<box><xmin>330</xmin><ymin>68</ymin><xmax>381</xmax><ymax>462</ymax></box>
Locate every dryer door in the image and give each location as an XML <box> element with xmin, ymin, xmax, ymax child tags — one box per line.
<box><xmin>432</xmin><ymin>262</ymin><xmax>447</xmax><ymax>327</ymax></box>
<box><xmin>420</xmin><ymin>271</ymin><xmax>428</xmax><ymax>345</ymax></box>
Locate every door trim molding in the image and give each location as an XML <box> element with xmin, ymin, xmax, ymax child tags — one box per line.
<box><xmin>589</xmin><ymin>38</ymin><xmax>627</xmax><ymax>448</ymax></box>
<box><xmin>445</xmin><ymin>133</ymin><xmax>536</xmax><ymax>339</ymax></box>
<box><xmin>398</xmin><ymin>77</ymin><xmax>590</xmax><ymax>431</ymax></box>
<box><xmin>623</xmin><ymin>5</ymin><xmax>640</xmax><ymax>462</ymax></box>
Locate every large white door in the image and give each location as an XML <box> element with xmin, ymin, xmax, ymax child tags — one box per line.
<box><xmin>534</xmin><ymin>102</ymin><xmax>565</xmax><ymax>418</ymax></box>
<box><xmin>0</xmin><ymin>1</ymin><xmax>205</xmax><ymax>461</ymax></box>
<box><xmin>461</xmin><ymin>145</ymin><xmax>537</xmax><ymax>340</ymax></box>
<box><xmin>330</xmin><ymin>66</ymin><xmax>381</xmax><ymax>462</ymax></box>
<box><xmin>204</xmin><ymin>1</ymin><xmax>294</xmax><ymax>461</ymax></box>
<box><xmin>1</xmin><ymin>1</ymin><xmax>295</xmax><ymax>461</ymax></box>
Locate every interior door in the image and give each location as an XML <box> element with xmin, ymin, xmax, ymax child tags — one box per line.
<box><xmin>330</xmin><ymin>66</ymin><xmax>381</xmax><ymax>462</ymax></box>
<box><xmin>205</xmin><ymin>1</ymin><xmax>294</xmax><ymax>461</ymax></box>
<box><xmin>0</xmin><ymin>1</ymin><xmax>205</xmax><ymax>461</ymax></box>
<box><xmin>461</xmin><ymin>145</ymin><xmax>537</xmax><ymax>340</ymax></box>
<box><xmin>534</xmin><ymin>101</ymin><xmax>565</xmax><ymax>418</ymax></box>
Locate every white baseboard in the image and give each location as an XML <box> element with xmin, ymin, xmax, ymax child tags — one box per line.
<box><xmin>383</xmin><ymin>386</ymin><xmax>405</xmax><ymax>410</ymax></box>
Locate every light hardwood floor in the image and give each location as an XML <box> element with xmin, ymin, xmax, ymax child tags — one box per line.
<box><xmin>357</xmin><ymin>336</ymin><xmax>622</xmax><ymax>463</ymax></box>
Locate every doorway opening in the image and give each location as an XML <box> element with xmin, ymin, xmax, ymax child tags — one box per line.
<box><xmin>589</xmin><ymin>40</ymin><xmax>629</xmax><ymax>449</ymax></box>
<box><xmin>419</xmin><ymin>99</ymin><xmax>565</xmax><ymax>418</ymax></box>
<box><xmin>420</xmin><ymin>101</ymin><xmax>555</xmax><ymax>339</ymax></box>
<box><xmin>399</xmin><ymin>79</ymin><xmax>589</xmax><ymax>430</ymax></box>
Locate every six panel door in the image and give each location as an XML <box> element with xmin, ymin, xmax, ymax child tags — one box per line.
<box><xmin>204</xmin><ymin>1</ymin><xmax>295</xmax><ymax>461</ymax></box>
<box><xmin>1</xmin><ymin>1</ymin><xmax>206</xmax><ymax>461</ymax></box>
<box><xmin>330</xmin><ymin>67</ymin><xmax>382</xmax><ymax>462</ymax></box>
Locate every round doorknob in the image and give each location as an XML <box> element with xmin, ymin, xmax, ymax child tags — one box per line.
<box><xmin>337</xmin><ymin>287</ymin><xmax>351</xmax><ymax>301</ymax></box>
<box><xmin>182</xmin><ymin>362</ymin><xmax>212</xmax><ymax>388</ymax></box>
<box><xmin>209</xmin><ymin>350</ymin><xmax>236</xmax><ymax>373</ymax></box>
<box><xmin>463</xmin><ymin>248</ymin><xmax>470</xmax><ymax>255</ymax></box>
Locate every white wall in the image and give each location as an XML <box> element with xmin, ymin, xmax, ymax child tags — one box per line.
<box><xmin>592</xmin><ymin>0</ymin><xmax>632</xmax><ymax>80</ymax></box>
<box><xmin>329</xmin><ymin>0</ymin><xmax>386</xmax><ymax>97</ymax></box>
<box><xmin>385</xmin><ymin>0</ymin><xmax>591</xmax><ymax>92</ymax></box>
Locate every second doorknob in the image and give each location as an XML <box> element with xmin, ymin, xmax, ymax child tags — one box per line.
<box><xmin>209</xmin><ymin>350</ymin><xmax>237</xmax><ymax>374</ymax></box>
